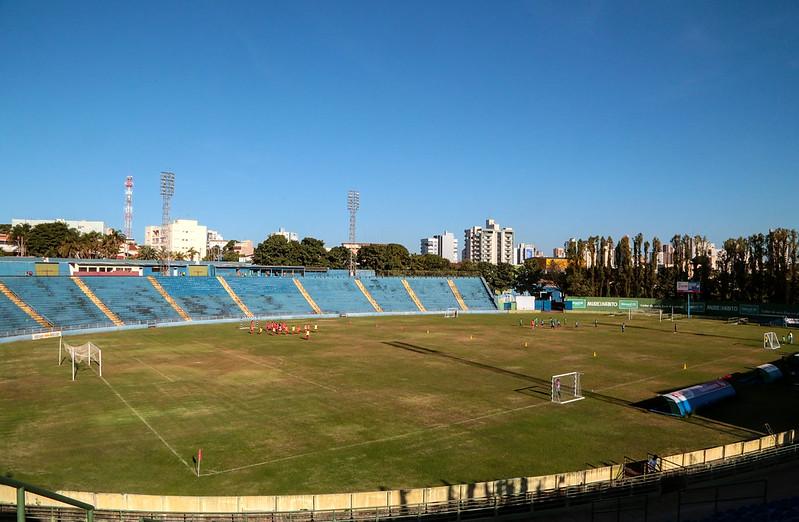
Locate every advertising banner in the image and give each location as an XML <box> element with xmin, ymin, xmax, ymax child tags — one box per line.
<box><xmin>31</xmin><ymin>331</ymin><xmax>61</xmax><ymax>340</ymax></box>
<box><xmin>568</xmin><ymin>298</ymin><xmax>587</xmax><ymax>309</ymax></box>
<box><xmin>676</xmin><ymin>281</ymin><xmax>701</xmax><ymax>294</ymax></box>
<box><xmin>739</xmin><ymin>304</ymin><xmax>760</xmax><ymax>315</ymax></box>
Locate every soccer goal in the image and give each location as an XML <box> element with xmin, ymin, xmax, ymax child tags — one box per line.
<box><xmin>59</xmin><ymin>340</ymin><xmax>102</xmax><ymax>381</ymax></box>
<box><xmin>552</xmin><ymin>372</ymin><xmax>585</xmax><ymax>404</ymax></box>
<box><xmin>763</xmin><ymin>332</ymin><xmax>781</xmax><ymax>350</ymax></box>
<box><xmin>444</xmin><ymin>308</ymin><xmax>459</xmax><ymax>318</ymax></box>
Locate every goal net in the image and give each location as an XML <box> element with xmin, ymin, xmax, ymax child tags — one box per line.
<box><xmin>59</xmin><ymin>341</ymin><xmax>102</xmax><ymax>381</ymax></box>
<box><xmin>552</xmin><ymin>372</ymin><xmax>585</xmax><ymax>404</ymax></box>
<box><xmin>763</xmin><ymin>332</ymin><xmax>781</xmax><ymax>350</ymax></box>
<box><xmin>444</xmin><ymin>308</ymin><xmax>459</xmax><ymax>318</ymax></box>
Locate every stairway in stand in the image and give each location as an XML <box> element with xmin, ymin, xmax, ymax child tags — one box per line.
<box><xmin>354</xmin><ymin>279</ymin><xmax>383</xmax><ymax>312</ymax></box>
<box><xmin>401</xmin><ymin>279</ymin><xmax>426</xmax><ymax>312</ymax></box>
<box><xmin>71</xmin><ymin>277</ymin><xmax>124</xmax><ymax>326</ymax></box>
<box><xmin>0</xmin><ymin>281</ymin><xmax>52</xmax><ymax>328</ymax></box>
<box><xmin>447</xmin><ymin>279</ymin><xmax>469</xmax><ymax>311</ymax></box>
<box><xmin>147</xmin><ymin>276</ymin><xmax>192</xmax><ymax>321</ymax></box>
<box><xmin>216</xmin><ymin>276</ymin><xmax>253</xmax><ymax>317</ymax></box>
<box><xmin>293</xmin><ymin>279</ymin><xmax>322</xmax><ymax>314</ymax></box>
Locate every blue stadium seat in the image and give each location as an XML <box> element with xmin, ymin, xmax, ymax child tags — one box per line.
<box><xmin>452</xmin><ymin>277</ymin><xmax>497</xmax><ymax>310</ymax></box>
<box><xmin>82</xmin><ymin>276</ymin><xmax>182</xmax><ymax>324</ymax></box>
<box><xmin>223</xmin><ymin>277</ymin><xmax>314</xmax><ymax>316</ymax></box>
<box><xmin>0</xmin><ymin>277</ymin><xmax>111</xmax><ymax>328</ymax></box>
<box><xmin>0</xmin><ymin>290</ymin><xmax>42</xmax><ymax>334</ymax></box>
<box><xmin>404</xmin><ymin>277</ymin><xmax>461</xmax><ymax>311</ymax></box>
<box><xmin>300</xmin><ymin>277</ymin><xmax>374</xmax><ymax>314</ymax></box>
<box><xmin>358</xmin><ymin>278</ymin><xmax>418</xmax><ymax>312</ymax></box>
<box><xmin>156</xmin><ymin>277</ymin><xmax>238</xmax><ymax>319</ymax></box>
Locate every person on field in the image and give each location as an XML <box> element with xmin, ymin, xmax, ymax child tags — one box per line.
<box><xmin>554</xmin><ymin>377</ymin><xmax>561</xmax><ymax>401</ymax></box>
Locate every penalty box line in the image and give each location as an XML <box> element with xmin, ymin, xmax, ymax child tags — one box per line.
<box><xmin>201</xmin><ymin>398</ymin><xmax>553</xmax><ymax>477</ymax></box>
<box><xmin>222</xmin><ymin>349</ymin><xmax>338</xmax><ymax>393</ymax></box>
<box><xmin>94</xmin><ymin>369</ymin><xmax>196</xmax><ymax>475</ymax></box>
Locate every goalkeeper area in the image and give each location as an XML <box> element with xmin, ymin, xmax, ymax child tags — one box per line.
<box><xmin>0</xmin><ymin>313</ymin><xmax>794</xmax><ymax>497</ymax></box>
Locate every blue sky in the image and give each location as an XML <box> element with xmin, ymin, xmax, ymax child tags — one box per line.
<box><xmin>1</xmin><ymin>1</ymin><xmax>797</xmax><ymax>254</ymax></box>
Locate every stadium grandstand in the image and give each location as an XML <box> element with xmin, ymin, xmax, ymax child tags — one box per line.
<box><xmin>0</xmin><ymin>258</ymin><xmax>497</xmax><ymax>340</ymax></box>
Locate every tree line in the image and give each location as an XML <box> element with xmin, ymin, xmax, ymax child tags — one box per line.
<box><xmin>1</xmin><ymin>222</ymin><xmax>126</xmax><ymax>259</ymax></box>
<box><xmin>558</xmin><ymin>228</ymin><xmax>799</xmax><ymax>304</ymax></box>
<box><xmin>251</xmin><ymin>237</ymin><xmax>539</xmax><ymax>294</ymax></box>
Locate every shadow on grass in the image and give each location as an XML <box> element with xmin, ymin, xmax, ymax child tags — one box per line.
<box><xmin>384</xmin><ymin>340</ymin><xmax>761</xmax><ymax>440</ymax></box>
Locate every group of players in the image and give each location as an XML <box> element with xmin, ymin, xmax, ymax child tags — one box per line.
<box><xmin>248</xmin><ymin>320</ymin><xmax>317</xmax><ymax>340</ymax></box>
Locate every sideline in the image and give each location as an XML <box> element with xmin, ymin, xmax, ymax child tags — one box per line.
<box><xmin>96</xmin><ymin>370</ymin><xmax>195</xmax><ymax>474</ymax></box>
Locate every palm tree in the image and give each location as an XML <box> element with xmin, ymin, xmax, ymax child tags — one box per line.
<box><xmin>102</xmin><ymin>229</ymin><xmax>127</xmax><ymax>259</ymax></box>
<box><xmin>136</xmin><ymin>245</ymin><xmax>159</xmax><ymax>260</ymax></box>
<box><xmin>185</xmin><ymin>247</ymin><xmax>199</xmax><ymax>262</ymax></box>
<box><xmin>9</xmin><ymin>223</ymin><xmax>32</xmax><ymax>256</ymax></box>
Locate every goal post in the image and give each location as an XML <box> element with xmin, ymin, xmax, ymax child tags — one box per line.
<box><xmin>552</xmin><ymin>372</ymin><xmax>585</xmax><ymax>404</ymax></box>
<box><xmin>59</xmin><ymin>341</ymin><xmax>102</xmax><ymax>380</ymax></box>
<box><xmin>764</xmin><ymin>332</ymin><xmax>781</xmax><ymax>350</ymax></box>
<box><xmin>444</xmin><ymin>308</ymin><xmax>459</xmax><ymax>318</ymax></box>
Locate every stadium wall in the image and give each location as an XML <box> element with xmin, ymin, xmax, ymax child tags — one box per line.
<box><xmin>0</xmin><ymin>309</ymin><xmax>503</xmax><ymax>345</ymax></box>
<box><xmin>1</xmin><ymin>431</ymin><xmax>793</xmax><ymax>514</ymax></box>
<box><xmin>565</xmin><ymin>296</ymin><xmax>799</xmax><ymax>318</ymax></box>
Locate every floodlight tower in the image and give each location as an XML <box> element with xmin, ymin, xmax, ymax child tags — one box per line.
<box><xmin>160</xmin><ymin>171</ymin><xmax>175</xmax><ymax>274</ymax></box>
<box><xmin>123</xmin><ymin>176</ymin><xmax>134</xmax><ymax>240</ymax></box>
<box><xmin>347</xmin><ymin>190</ymin><xmax>360</xmax><ymax>276</ymax></box>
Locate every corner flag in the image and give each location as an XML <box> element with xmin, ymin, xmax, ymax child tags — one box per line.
<box><xmin>197</xmin><ymin>448</ymin><xmax>202</xmax><ymax>476</ymax></box>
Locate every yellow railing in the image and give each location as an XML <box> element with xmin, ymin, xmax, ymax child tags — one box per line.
<box><xmin>447</xmin><ymin>279</ymin><xmax>469</xmax><ymax>311</ymax></box>
<box><xmin>401</xmin><ymin>279</ymin><xmax>426</xmax><ymax>312</ymax></box>
<box><xmin>354</xmin><ymin>279</ymin><xmax>382</xmax><ymax>312</ymax></box>
<box><xmin>293</xmin><ymin>278</ymin><xmax>322</xmax><ymax>314</ymax></box>
<box><xmin>148</xmin><ymin>277</ymin><xmax>192</xmax><ymax>321</ymax></box>
<box><xmin>71</xmin><ymin>277</ymin><xmax>124</xmax><ymax>326</ymax></box>
<box><xmin>0</xmin><ymin>281</ymin><xmax>52</xmax><ymax>328</ymax></box>
<box><xmin>216</xmin><ymin>276</ymin><xmax>253</xmax><ymax>317</ymax></box>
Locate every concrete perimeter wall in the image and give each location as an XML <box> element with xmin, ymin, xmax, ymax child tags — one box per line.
<box><xmin>1</xmin><ymin>430</ymin><xmax>794</xmax><ymax>513</ymax></box>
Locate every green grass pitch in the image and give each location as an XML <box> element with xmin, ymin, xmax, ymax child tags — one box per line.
<box><xmin>0</xmin><ymin>313</ymin><xmax>791</xmax><ymax>496</ymax></box>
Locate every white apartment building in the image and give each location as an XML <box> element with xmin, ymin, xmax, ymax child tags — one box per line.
<box><xmin>207</xmin><ymin>229</ymin><xmax>227</xmax><ymax>252</ymax></box>
<box><xmin>144</xmin><ymin>219</ymin><xmax>208</xmax><ymax>260</ymax></box>
<box><xmin>420</xmin><ymin>231</ymin><xmax>459</xmax><ymax>263</ymax></box>
<box><xmin>270</xmin><ymin>227</ymin><xmax>299</xmax><ymax>242</ymax></box>
<box><xmin>463</xmin><ymin>219</ymin><xmax>514</xmax><ymax>265</ymax></box>
<box><xmin>420</xmin><ymin>236</ymin><xmax>438</xmax><ymax>256</ymax></box>
<box><xmin>12</xmin><ymin>218</ymin><xmax>105</xmax><ymax>235</ymax></box>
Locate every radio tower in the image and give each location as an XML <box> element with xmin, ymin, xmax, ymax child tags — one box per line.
<box><xmin>160</xmin><ymin>171</ymin><xmax>175</xmax><ymax>275</ymax></box>
<box><xmin>123</xmin><ymin>176</ymin><xmax>134</xmax><ymax>240</ymax></box>
<box><xmin>347</xmin><ymin>190</ymin><xmax>360</xmax><ymax>276</ymax></box>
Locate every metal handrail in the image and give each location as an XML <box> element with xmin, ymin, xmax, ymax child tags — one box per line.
<box><xmin>3</xmin><ymin>441</ymin><xmax>796</xmax><ymax>522</ymax></box>
<box><xmin>0</xmin><ymin>475</ymin><xmax>94</xmax><ymax>522</ymax></box>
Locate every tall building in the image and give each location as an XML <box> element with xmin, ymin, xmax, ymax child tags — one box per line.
<box><xmin>270</xmin><ymin>227</ymin><xmax>299</xmax><ymax>242</ymax></box>
<box><xmin>420</xmin><ymin>236</ymin><xmax>438</xmax><ymax>256</ymax></box>
<box><xmin>553</xmin><ymin>247</ymin><xmax>566</xmax><ymax>259</ymax></box>
<box><xmin>207</xmin><ymin>229</ymin><xmax>227</xmax><ymax>252</ymax></box>
<box><xmin>515</xmin><ymin>243</ymin><xmax>538</xmax><ymax>265</ymax></box>
<box><xmin>463</xmin><ymin>219</ymin><xmax>514</xmax><ymax>265</ymax></box>
<box><xmin>420</xmin><ymin>231</ymin><xmax>459</xmax><ymax>263</ymax></box>
<box><xmin>144</xmin><ymin>219</ymin><xmax>208</xmax><ymax>260</ymax></box>
<box><xmin>12</xmin><ymin>218</ymin><xmax>105</xmax><ymax>235</ymax></box>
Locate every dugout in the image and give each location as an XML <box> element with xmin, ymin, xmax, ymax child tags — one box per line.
<box><xmin>658</xmin><ymin>379</ymin><xmax>736</xmax><ymax>417</ymax></box>
<box><xmin>756</xmin><ymin>363</ymin><xmax>783</xmax><ymax>384</ymax></box>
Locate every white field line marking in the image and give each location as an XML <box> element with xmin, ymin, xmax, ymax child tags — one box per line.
<box><xmin>202</xmin><ymin>399</ymin><xmax>552</xmax><ymax>476</ymax></box>
<box><xmin>132</xmin><ymin>356</ymin><xmax>175</xmax><ymax>382</ymax></box>
<box><xmin>96</xmin><ymin>371</ymin><xmax>194</xmax><ymax>474</ymax></box>
<box><xmin>222</xmin><ymin>349</ymin><xmax>338</xmax><ymax>393</ymax></box>
<box><xmin>596</xmin><ymin>353</ymin><xmax>741</xmax><ymax>393</ymax></box>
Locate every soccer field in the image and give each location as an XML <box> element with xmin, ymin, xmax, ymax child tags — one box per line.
<box><xmin>0</xmin><ymin>313</ymin><xmax>790</xmax><ymax>496</ymax></box>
